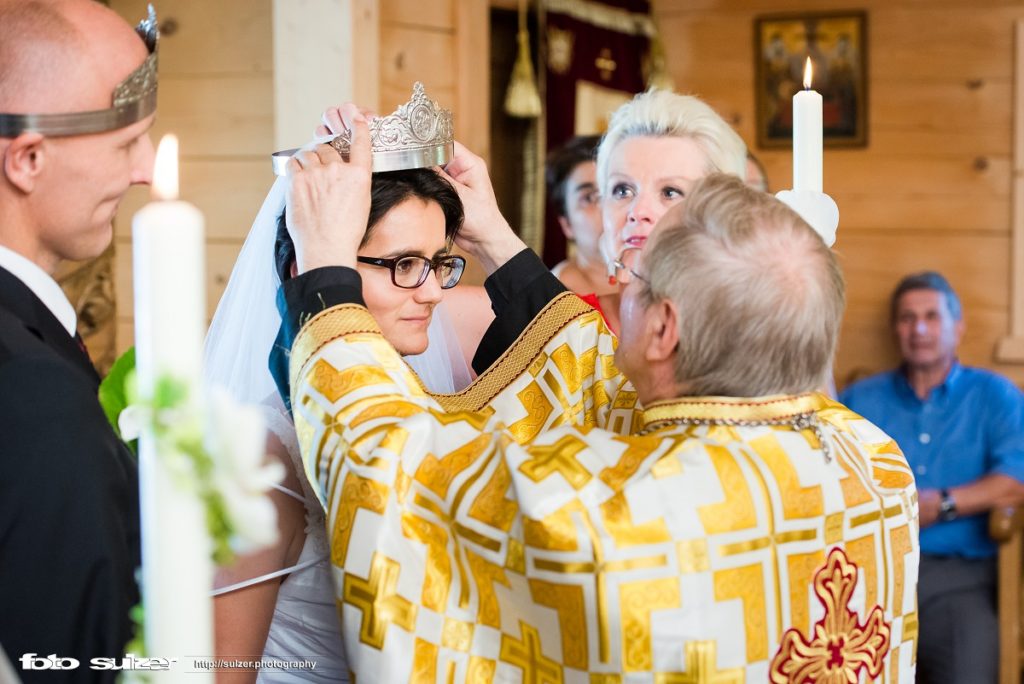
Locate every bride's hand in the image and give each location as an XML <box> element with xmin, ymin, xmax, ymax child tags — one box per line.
<box><xmin>438</xmin><ymin>142</ymin><xmax>527</xmax><ymax>275</ymax></box>
<box><xmin>285</xmin><ymin>104</ymin><xmax>371</xmax><ymax>273</ymax></box>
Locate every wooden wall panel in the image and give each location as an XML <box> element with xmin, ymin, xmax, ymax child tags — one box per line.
<box><xmin>870</xmin><ymin>7</ymin><xmax>1020</xmax><ymax>81</ymax></box>
<box><xmin>110</xmin><ymin>0</ymin><xmax>273</xmax><ymax>355</ymax></box>
<box><xmin>154</xmin><ymin>77</ymin><xmax>274</xmax><ymax>157</ymax></box>
<box><xmin>455</xmin><ymin>0</ymin><xmax>490</xmax><ymax>159</ymax></box>
<box><xmin>827</xmin><ymin>194</ymin><xmax>1010</xmax><ymax>233</ymax></box>
<box><xmin>837</xmin><ymin>234</ymin><xmax>1010</xmax><ymax>311</ymax></box>
<box><xmin>115</xmin><ymin>162</ymin><xmax>274</xmax><ymax>241</ymax></box>
<box><xmin>653</xmin><ymin>0</ymin><xmax>1024</xmax><ymax>387</ymax></box>
<box><xmin>109</xmin><ymin>0</ymin><xmax>273</xmax><ymax>74</ymax></box>
<box><xmin>380</xmin><ymin>24</ymin><xmax>457</xmax><ymax>110</ymax></box>
<box><xmin>377</xmin><ymin>0</ymin><xmax>489</xmax><ymax>287</ymax></box>
<box><xmin>657</xmin><ymin>0</ymin><xmax>1024</xmax><ymax>16</ymax></box>
<box><xmin>381</xmin><ymin>0</ymin><xmax>454</xmax><ymax>30</ymax></box>
<box><xmin>379</xmin><ymin>0</ymin><xmax>489</xmax><ymax>156</ymax></box>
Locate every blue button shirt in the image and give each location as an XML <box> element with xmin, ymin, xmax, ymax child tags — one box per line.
<box><xmin>840</xmin><ymin>363</ymin><xmax>1024</xmax><ymax>558</ymax></box>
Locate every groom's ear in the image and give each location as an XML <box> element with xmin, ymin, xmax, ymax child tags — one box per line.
<box><xmin>289</xmin><ymin>259</ymin><xmax>298</xmax><ymax>280</ymax></box>
<box><xmin>3</xmin><ymin>132</ymin><xmax>46</xmax><ymax>193</ymax></box>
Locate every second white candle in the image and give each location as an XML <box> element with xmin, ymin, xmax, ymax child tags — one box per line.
<box><xmin>793</xmin><ymin>57</ymin><xmax>823</xmax><ymax>193</ymax></box>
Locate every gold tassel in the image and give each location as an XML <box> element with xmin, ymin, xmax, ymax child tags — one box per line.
<box><xmin>504</xmin><ymin>0</ymin><xmax>542</xmax><ymax>118</ymax></box>
<box><xmin>645</xmin><ymin>24</ymin><xmax>675</xmax><ymax>91</ymax></box>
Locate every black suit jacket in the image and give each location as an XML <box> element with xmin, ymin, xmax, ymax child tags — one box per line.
<box><xmin>0</xmin><ymin>266</ymin><xmax>139</xmax><ymax>683</ymax></box>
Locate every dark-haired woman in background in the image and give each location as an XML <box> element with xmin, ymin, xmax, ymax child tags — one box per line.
<box><xmin>545</xmin><ymin>135</ymin><xmax>614</xmax><ymax>298</ymax></box>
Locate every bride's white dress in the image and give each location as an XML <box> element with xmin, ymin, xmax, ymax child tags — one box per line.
<box><xmin>211</xmin><ymin>398</ymin><xmax>348</xmax><ymax>682</ymax></box>
<box><xmin>257</xmin><ymin>403</ymin><xmax>348</xmax><ymax>683</ymax></box>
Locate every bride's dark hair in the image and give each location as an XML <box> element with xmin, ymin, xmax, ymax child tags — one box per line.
<box><xmin>273</xmin><ymin>168</ymin><xmax>464</xmax><ymax>283</ymax></box>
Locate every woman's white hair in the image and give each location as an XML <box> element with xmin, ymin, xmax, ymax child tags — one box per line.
<box><xmin>595</xmin><ymin>89</ymin><xmax>747</xmax><ymax>195</ymax></box>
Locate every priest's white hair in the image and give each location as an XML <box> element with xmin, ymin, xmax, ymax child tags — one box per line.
<box><xmin>642</xmin><ymin>173</ymin><xmax>844</xmax><ymax>396</ymax></box>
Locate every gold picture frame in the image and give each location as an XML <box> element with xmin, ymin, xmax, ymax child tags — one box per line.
<box><xmin>755</xmin><ymin>11</ymin><xmax>868</xmax><ymax>149</ymax></box>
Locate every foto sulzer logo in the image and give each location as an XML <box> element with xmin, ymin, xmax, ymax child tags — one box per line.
<box><xmin>20</xmin><ymin>654</ymin><xmax>80</xmax><ymax>670</ymax></box>
<box><xmin>19</xmin><ymin>653</ymin><xmax>175</xmax><ymax>672</ymax></box>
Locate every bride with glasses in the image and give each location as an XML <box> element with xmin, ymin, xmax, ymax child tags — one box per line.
<box><xmin>204</xmin><ymin>113</ymin><xmax>480</xmax><ymax>681</ymax></box>
<box><xmin>274</xmin><ymin>168</ymin><xmax>470</xmax><ymax>370</ymax></box>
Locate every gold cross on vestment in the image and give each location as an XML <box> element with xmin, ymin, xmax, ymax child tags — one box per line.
<box><xmin>500</xmin><ymin>620</ymin><xmax>563</xmax><ymax>684</ymax></box>
<box><xmin>655</xmin><ymin>641</ymin><xmax>743</xmax><ymax>683</ymax></box>
<box><xmin>413</xmin><ymin>492</ymin><xmax>476</xmax><ymax>610</ymax></box>
<box><xmin>410</xmin><ymin>445</ymin><xmax>507</xmax><ymax>614</ymax></box>
<box><xmin>543</xmin><ymin>367</ymin><xmax>586</xmax><ymax>427</ymax></box>
<box><xmin>533</xmin><ymin>510</ymin><xmax>667</xmax><ymax>663</ymax></box>
<box><xmin>519</xmin><ymin>434</ymin><xmax>592</xmax><ymax>489</ymax></box>
<box><xmin>343</xmin><ymin>552</ymin><xmax>417</xmax><ymax>649</ymax></box>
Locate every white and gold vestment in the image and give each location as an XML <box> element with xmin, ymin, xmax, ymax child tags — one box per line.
<box><xmin>290</xmin><ymin>300</ymin><xmax>919</xmax><ymax>683</ymax></box>
<box><xmin>428</xmin><ymin>292</ymin><xmax>640</xmax><ymax>439</ymax></box>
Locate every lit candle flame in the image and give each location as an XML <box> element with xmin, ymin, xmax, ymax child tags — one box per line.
<box><xmin>152</xmin><ymin>134</ymin><xmax>179</xmax><ymax>201</ymax></box>
<box><xmin>803</xmin><ymin>57</ymin><xmax>813</xmax><ymax>90</ymax></box>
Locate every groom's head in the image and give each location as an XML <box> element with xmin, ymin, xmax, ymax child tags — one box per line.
<box><xmin>0</xmin><ymin>0</ymin><xmax>156</xmax><ymax>273</ymax></box>
<box><xmin>614</xmin><ymin>173</ymin><xmax>845</xmax><ymax>403</ymax></box>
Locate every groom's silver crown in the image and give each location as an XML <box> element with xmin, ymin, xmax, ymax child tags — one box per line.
<box><xmin>0</xmin><ymin>5</ymin><xmax>159</xmax><ymax>137</ymax></box>
<box><xmin>115</xmin><ymin>5</ymin><xmax>159</xmax><ymax>107</ymax></box>
<box><xmin>272</xmin><ymin>82</ymin><xmax>454</xmax><ymax>175</ymax></box>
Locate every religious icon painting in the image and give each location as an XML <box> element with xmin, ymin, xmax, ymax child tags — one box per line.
<box><xmin>754</xmin><ymin>11</ymin><xmax>868</xmax><ymax>149</ymax></box>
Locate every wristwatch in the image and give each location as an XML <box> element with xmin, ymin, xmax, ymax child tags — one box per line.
<box><xmin>938</xmin><ymin>488</ymin><xmax>958</xmax><ymax>522</ymax></box>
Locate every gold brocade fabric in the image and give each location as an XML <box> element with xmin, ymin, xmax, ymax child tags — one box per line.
<box><xmin>290</xmin><ymin>303</ymin><xmax>919</xmax><ymax>683</ymax></box>
<box><xmin>425</xmin><ymin>291</ymin><xmax>640</xmax><ymax>441</ymax></box>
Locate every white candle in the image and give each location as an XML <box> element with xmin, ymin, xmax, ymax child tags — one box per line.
<box><xmin>132</xmin><ymin>134</ymin><xmax>213</xmax><ymax>676</ymax></box>
<box><xmin>793</xmin><ymin>57</ymin><xmax>823</xmax><ymax>192</ymax></box>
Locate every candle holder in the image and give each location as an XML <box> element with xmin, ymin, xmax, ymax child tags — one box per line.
<box><xmin>775</xmin><ymin>188</ymin><xmax>840</xmax><ymax>247</ymax></box>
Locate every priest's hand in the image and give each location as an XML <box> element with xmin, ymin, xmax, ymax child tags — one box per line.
<box><xmin>316</xmin><ymin>104</ymin><xmax>377</xmax><ymax>138</ymax></box>
<box><xmin>439</xmin><ymin>142</ymin><xmax>528</xmax><ymax>275</ymax></box>
<box><xmin>285</xmin><ymin>104</ymin><xmax>371</xmax><ymax>273</ymax></box>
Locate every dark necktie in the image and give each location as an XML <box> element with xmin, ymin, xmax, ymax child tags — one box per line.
<box><xmin>74</xmin><ymin>332</ymin><xmax>90</xmax><ymax>360</ymax></box>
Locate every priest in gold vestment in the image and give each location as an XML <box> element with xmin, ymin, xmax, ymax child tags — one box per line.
<box><xmin>277</xmin><ymin>120</ymin><xmax>918</xmax><ymax>682</ymax></box>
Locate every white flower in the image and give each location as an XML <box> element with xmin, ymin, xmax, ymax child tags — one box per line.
<box><xmin>118</xmin><ymin>404</ymin><xmax>144</xmax><ymax>442</ymax></box>
<box><xmin>204</xmin><ymin>387</ymin><xmax>285</xmax><ymax>554</ymax></box>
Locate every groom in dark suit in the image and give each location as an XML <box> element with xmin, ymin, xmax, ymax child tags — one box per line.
<box><xmin>0</xmin><ymin>0</ymin><xmax>157</xmax><ymax>678</ymax></box>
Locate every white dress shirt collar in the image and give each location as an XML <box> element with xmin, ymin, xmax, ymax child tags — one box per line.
<box><xmin>0</xmin><ymin>244</ymin><xmax>77</xmax><ymax>336</ymax></box>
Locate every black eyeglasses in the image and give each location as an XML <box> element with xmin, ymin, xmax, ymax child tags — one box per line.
<box><xmin>611</xmin><ymin>246</ymin><xmax>649</xmax><ymax>286</ymax></box>
<box><xmin>356</xmin><ymin>254</ymin><xmax>466</xmax><ymax>289</ymax></box>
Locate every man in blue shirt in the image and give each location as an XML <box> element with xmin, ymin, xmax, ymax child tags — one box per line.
<box><xmin>841</xmin><ymin>271</ymin><xmax>1024</xmax><ymax>684</ymax></box>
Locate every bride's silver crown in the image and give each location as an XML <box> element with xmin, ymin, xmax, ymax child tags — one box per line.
<box><xmin>272</xmin><ymin>82</ymin><xmax>454</xmax><ymax>175</ymax></box>
<box><xmin>336</xmin><ymin>82</ymin><xmax>454</xmax><ymax>171</ymax></box>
